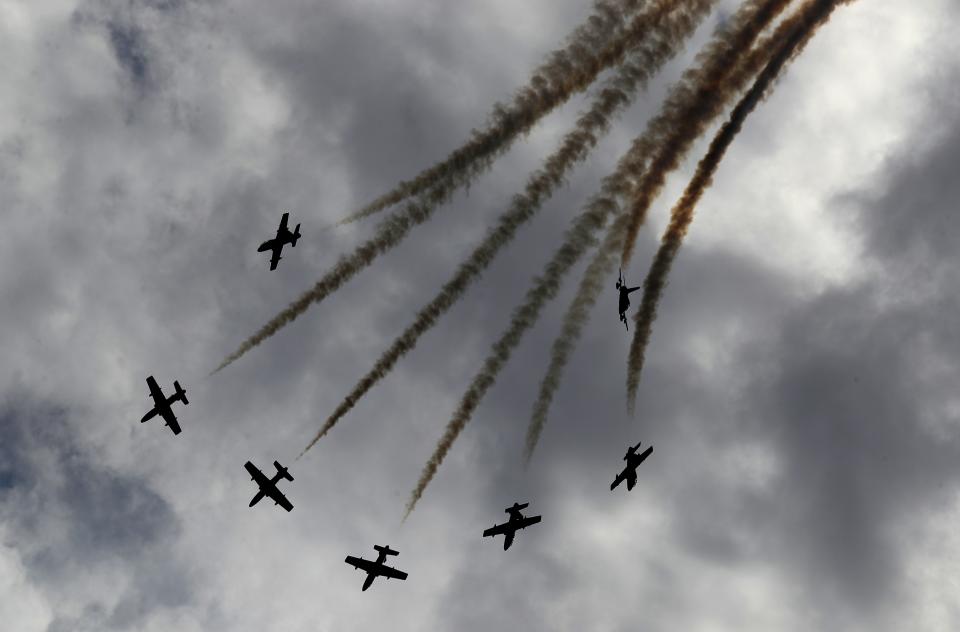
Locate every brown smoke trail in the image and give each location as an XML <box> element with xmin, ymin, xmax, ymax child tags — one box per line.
<box><xmin>625</xmin><ymin>0</ymin><xmax>854</xmax><ymax>408</ymax></box>
<box><xmin>405</xmin><ymin>0</ymin><xmax>795</xmax><ymax>515</ymax></box>
<box><xmin>211</xmin><ymin>0</ymin><xmax>702</xmax><ymax>376</ymax></box>
<box><xmin>524</xmin><ymin>0</ymin><xmax>799</xmax><ymax>463</ymax></box>
<box><xmin>330</xmin><ymin>0</ymin><xmax>656</xmax><ymax>228</ymax></box>
<box><xmin>296</xmin><ymin>0</ymin><xmax>717</xmax><ymax>457</ymax></box>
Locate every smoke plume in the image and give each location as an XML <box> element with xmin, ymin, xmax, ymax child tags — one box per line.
<box><xmin>212</xmin><ymin>0</ymin><xmax>704</xmax><ymax>376</ymax></box>
<box><xmin>297</xmin><ymin>0</ymin><xmax>716</xmax><ymax>457</ymax></box>
<box><xmin>523</xmin><ymin>0</ymin><xmax>806</xmax><ymax>463</ymax></box>
<box><xmin>625</xmin><ymin>0</ymin><xmax>855</xmax><ymax>409</ymax></box>
<box><xmin>405</xmin><ymin>0</ymin><xmax>794</xmax><ymax>514</ymax></box>
<box><xmin>331</xmin><ymin>0</ymin><xmax>667</xmax><ymax>227</ymax></box>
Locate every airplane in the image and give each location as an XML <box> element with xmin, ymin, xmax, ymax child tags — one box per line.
<box><xmin>610</xmin><ymin>441</ymin><xmax>653</xmax><ymax>491</ymax></box>
<box><xmin>616</xmin><ymin>268</ymin><xmax>640</xmax><ymax>331</ymax></box>
<box><xmin>244</xmin><ymin>460</ymin><xmax>294</xmax><ymax>512</ymax></box>
<box><xmin>482</xmin><ymin>502</ymin><xmax>542</xmax><ymax>550</ymax></box>
<box><xmin>344</xmin><ymin>544</ymin><xmax>409</xmax><ymax>591</ymax></box>
<box><xmin>140</xmin><ymin>375</ymin><xmax>188</xmax><ymax>435</ymax></box>
<box><xmin>257</xmin><ymin>211</ymin><xmax>301</xmax><ymax>270</ymax></box>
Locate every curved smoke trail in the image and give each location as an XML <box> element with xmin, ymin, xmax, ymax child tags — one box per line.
<box><xmin>625</xmin><ymin>0</ymin><xmax>855</xmax><ymax>409</ymax></box>
<box><xmin>212</xmin><ymin>0</ymin><xmax>705</xmax><ymax>376</ymax></box>
<box><xmin>405</xmin><ymin>0</ymin><xmax>794</xmax><ymax>515</ymax></box>
<box><xmin>297</xmin><ymin>0</ymin><xmax>716</xmax><ymax>457</ymax></box>
<box><xmin>329</xmin><ymin>0</ymin><xmax>650</xmax><ymax>228</ymax></box>
<box><xmin>524</xmin><ymin>0</ymin><xmax>800</xmax><ymax>463</ymax></box>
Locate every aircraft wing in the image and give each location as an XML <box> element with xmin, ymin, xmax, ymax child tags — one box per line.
<box><xmin>513</xmin><ymin>515</ymin><xmax>541</xmax><ymax>531</ymax></box>
<box><xmin>345</xmin><ymin>556</ymin><xmax>378</xmax><ymax>574</ymax></box>
<box><xmin>269</xmin><ymin>246</ymin><xmax>282</xmax><ymax>270</ymax></box>
<box><xmin>378</xmin><ymin>564</ymin><xmax>408</xmax><ymax>581</ymax></box>
<box><xmin>146</xmin><ymin>376</ymin><xmax>164</xmax><ymax>402</ymax></box>
<box><xmin>482</xmin><ymin>522</ymin><xmax>512</xmax><ymax>538</ymax></box>
<box><xmin>158</xmin><ymin>407</ymin><xmax>182</xmax><ymax>435</ymax></box>
<box><xmin>635</xmin><ymin>446</ymin><xmax>653</xmax><ymax>464</ymax></box>
<box><xmin>611</xmin><ymin>471</ymin><xmax>626</xmax><ymax>490</ymax></box>
<box><xmin>244</xmin><ymin>461</ymin><xmax>270</xmax><ymax>487</ymax></box>
<box><xmin>266</xmin><ymin>486</ymin><xmax>293</xmax><ymax>512</ymax></box>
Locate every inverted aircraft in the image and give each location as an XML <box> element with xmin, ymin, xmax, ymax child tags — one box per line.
<box><xmin>344</xmin><ymin>544</ymin><xmax>409</xmax><ymax>591</ymax></box>
<box><xmin>482</xmin><ymin>502</ymin><xmax>542</xmax><ymax>550</ymax></box>
<box><xmin>610</xmin><ymin>441</ymin><xmax>653</xmax><ymax>491</ymax></box>
<box><xmin>244</xmin><ymin>460</ymin><xmax>294</xmax><ymax>512</ymax></box>
<box><xmin>140</xmin><ymin>375</ymin><xmax>188</xmax><ymax>435</ymax></box>
<box><xmin>257</xmin><ymin>211</ymin><xmax>301</xmax><ymax>270</ymax></box>
<box><xmin>616</xmin><ymin>268</ymin><xmax>640</xmax><ymax>331</ymax></box>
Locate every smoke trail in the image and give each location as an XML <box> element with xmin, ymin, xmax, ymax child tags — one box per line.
<box><xmin>330</xmin><ymin>0</ymin><xmax>654</xmax><ymax>227</ymax></box>
<box><xmin>523</xmin><ymin>0</ymin><xmax>814</xmax><ymax>463</ymax></box>
<box><xmin>625</xmin><ymin>0</ymin><xmax>854</xmax><ymax>408</ymax></box>
<box><xmin>296</xmin><ymin>0</ymin><xmax>717</xmax><ymax>457</ymax></box>
<box><xmin>211</xmin><ymin>0</ymin><xmax>703</xmax><ymax>376</ymax></box>
<box><xmin>405</xmin><ymin>0</ymin><xmax>794</xmax><ymax>515</ymax></box>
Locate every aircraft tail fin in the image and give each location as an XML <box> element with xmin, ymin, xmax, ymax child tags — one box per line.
<box><xmin>291</xmin><ymin>224</ymin><xmax>301</xmax><ymax>247</ymax></box>
<box><xmin>174</xmin><ymin>381</ymin><xmax>188</xmax><ymax>405</ymax></box>
<box><xmin>508</xmin><ymin>502</ymin><xmax>529</xmax><ymax>512</ymax></box>
<box><xmin>374</xmin><ymin>544</ymin><xmax>399</xmax><ymax>557</ymax></box>
<box><xmin>274</xmin><ymin>461</ymin><xmax>294</xmax><ymax>481</ymax></box>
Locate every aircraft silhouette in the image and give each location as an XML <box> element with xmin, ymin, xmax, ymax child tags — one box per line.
<box><xmin>257</xmin><ymin>212</ymin><xmax>301</xmax><ymax>270</ymax></box>
<box><xmin>344</xmin><ymin>544</ymin><xmax>409</xmax><ymax>591</ymax></box>
<box><xmin>616</xmin><ymin>268</ymin><xmax>640</xmax><ymax>331</ymax></box>
<box><xmin>244</xmin><ymin>460</ymin><xmax>294</xmax><ymax>511</ymax></box>
<box><xmin>482</xmin><ymin>502</ymin><xmax>542</xmax><ymax>550</ymax></box>
<box><xmin>140</xmin><ymin>375</ymin><xmax>188</xmax><ymax>435</ymax></box>
<box><xmin>610</xmin><ymin>441</ymin><xmax>653</xmax><ymax>491</ymax></box>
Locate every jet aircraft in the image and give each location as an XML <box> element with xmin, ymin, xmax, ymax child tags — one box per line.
<box><xmin>344</xmin><ymin>544</ymin><xmax>409</xmax><ymax>591</ymax></box>
<box><xmin>610</xmin><ymin>441</ymin><xmax>653</xmax><ymax>491</ymax></box>
<box><xmin>140</xmin><ymin>375</ymin><xmax>188</xmax><ymax>435</ymax></box>
<box><xmin>244</xmin><ymin>460</ymin><xmax>294</xmax><ymax>512</ymax></box>
<box><xmin>616</xmin><ymin>268</ymin><xmax>640</xmax><ymax>331</ymax></box>
<box><xmin>482</xmin><ymin>502</ymin><xmax>542</xmax><ymax>550</ymax></box>
<box><xmin>257</xmin><ymin>212</ymin><xmax>301</xmax><ymax>270</ymax></box>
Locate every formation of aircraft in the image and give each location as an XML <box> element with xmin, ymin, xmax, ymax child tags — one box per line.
<box><xmin>611</xmin><ymin>441</ymin><xmax>653</xmax><ymax>491</ymax></box>
<box><xmin>245</xmin><ymin>460</ymin><xmax>295</xmax><ymax>512</ymax></box>
<box><xmin>135</xmin><ymin>213</ymin><xmax>658</xmax><ymax>593</ymax></box>
<box><xmin>140</xmin><ymin>375</ymin><xmax>188</xmax><ymax>435</ymax></box>
<box><xmin>257</xmin><ymin>211</ymin><xmax>301</xmax><ymax>270</ymax></box>
<box><xmin>344</xmin><ymin>544</ymin><xmax>409</xmax><ymax>591</ymax></box>
<box><xmin>483</xmin><ymin>502</ymin><xmax>542</xmax><ymax>550</ymax></box>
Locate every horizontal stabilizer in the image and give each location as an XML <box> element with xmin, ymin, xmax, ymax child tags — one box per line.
<box><xmin>174</xmin><ymin>381</ymin><xmax>188</xmax><ymax>405</ymax></box>
<box><xmin>374</xmin><ymin>544</ymin><xmax>399</xmax><ymax>556</ymax></box>
<box><xmin>274</xmin><ymin>461</ymin><xmax>294</xmax><ymax>481</ymax></box>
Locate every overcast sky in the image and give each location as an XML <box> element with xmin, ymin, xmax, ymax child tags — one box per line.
<box><xmin>2</xmin><ymin>0</ymin><xmax>960</xmax><ymax>630</ymax></box>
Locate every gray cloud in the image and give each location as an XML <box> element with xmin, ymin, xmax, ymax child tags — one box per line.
<box><xmin>1</xmin><ymin>0</ymin><xmax>959</xmax><ymax>630</ymax></box>
<box><xmin>0</xmin><ymin>394</ymin><xmax>192</xmax><ymax>630</ymax></box>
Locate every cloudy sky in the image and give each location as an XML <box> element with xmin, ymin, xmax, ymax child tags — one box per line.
<box><xmin>2</xmin><ymin>0</ymin><xmax>960</xmax><ymax>630</ymax></box>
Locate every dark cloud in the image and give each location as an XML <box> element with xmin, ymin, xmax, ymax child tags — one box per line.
<box><xmin>107</xmin><ymin>22</ymin><xmax>151</xmax><ymax>89</ymax></box>
<box><xmin>0</xmin><ymin>394</ymin><xmax>192</xmax><ymax>630</ymax></box>
<box><xmin>2</xmin><ymin>1</ymin><xmax>958</xmax><ymax>630</ymax></box>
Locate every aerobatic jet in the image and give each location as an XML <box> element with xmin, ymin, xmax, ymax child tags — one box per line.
<box><xmin>257</xmin><ymin>212</ymin><xmax>301</xmax><ymax>270</ymax></box>
<box><xmin>610</xmin><ymin>441</ymin><xmax>653</xmax><ymax>491</ymax></box>
<box><xmin>140</xmin><ymin>375</ymin><xmax>188</xmax><ymax>435</ymax></box>
<box><xmin>244</xmin><ymin>460</ymin><xmax>294</xmax><ymax>512</ymax></box>
<box><xmin>616</xmin><ymin>268</ymin><xmax>640</xmax><ymax>331</ymax></box>
<box><xmin>482</xmin><ymin>502</ymin><xmax>542</xmax><ymax>550</ymax></box>
<box><xmin>344</xmin><ymin>544</ymin><xmax>409</xmax><ymax>591</ymax></box>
